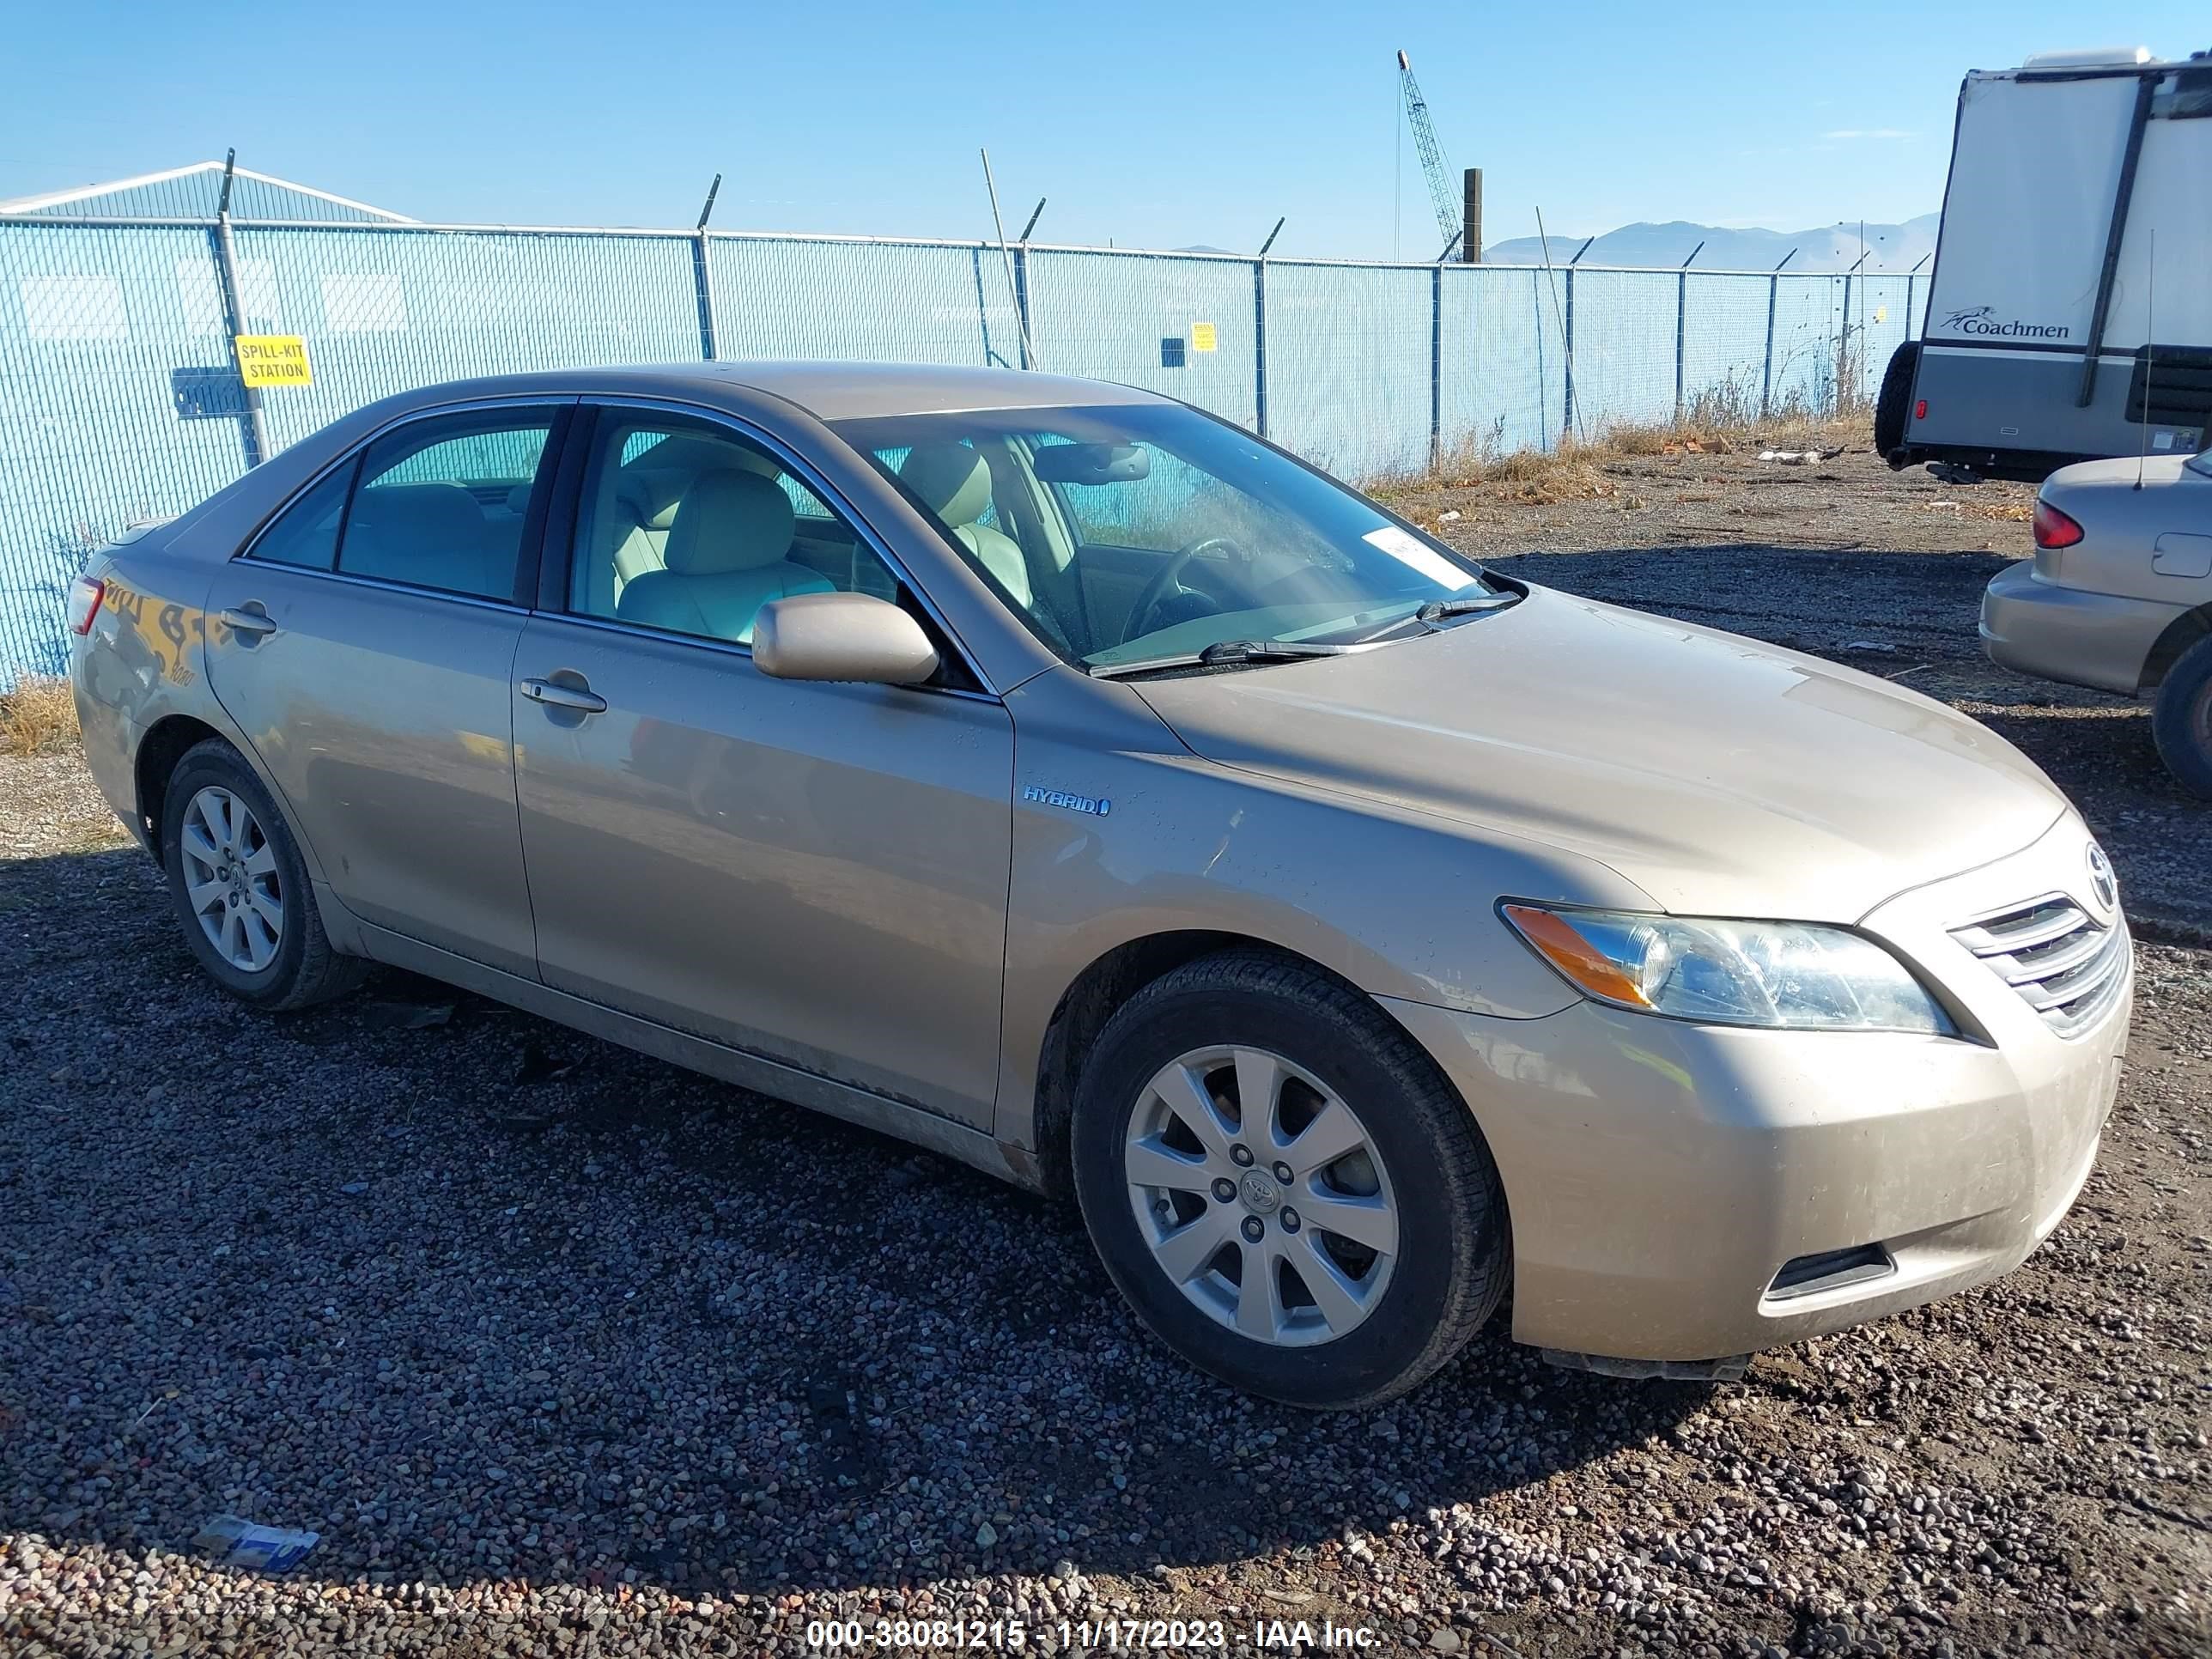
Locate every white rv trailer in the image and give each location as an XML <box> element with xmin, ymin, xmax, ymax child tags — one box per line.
<box><xmin>1879</xmin><ymin>46</ymin><xmax>2211</xmax><ymax>483</ymax></box>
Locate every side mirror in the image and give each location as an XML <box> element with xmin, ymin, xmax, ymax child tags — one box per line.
<box><xmin>752</xmin><ymin>591</ymin><xmax>941</xmax><ymax>685</ymax></box>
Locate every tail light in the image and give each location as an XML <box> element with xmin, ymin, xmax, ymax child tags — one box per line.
<box><xmin>2033</xmin><ymin>499</ymin><xmax>2083</xmax><ymax>550</ymax></box>
<box><xmin>66</xmin><ymin>574</ymin><xmax>106</xmax><ymax>635</ymax></box>
<box><xmin>1913</xmin><ymin>398</ymin><xmax>1927</xmax><ymax>421</ymax></box>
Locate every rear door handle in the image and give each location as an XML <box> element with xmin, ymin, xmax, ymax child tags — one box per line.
<box><xmin>218</xmin><ymin>605</ymin><xmax>277</xmax><ymax>638</ymax></box>
<box><xmin>520</xmin><ymin>677</ymin><xmax>608</xmax><ymax>714</ymax></box>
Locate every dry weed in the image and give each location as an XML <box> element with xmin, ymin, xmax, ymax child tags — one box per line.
<box><xmin>0</xmin><ymin>676</ymin><xmax>80</xmax><ymax>756</ymax></box>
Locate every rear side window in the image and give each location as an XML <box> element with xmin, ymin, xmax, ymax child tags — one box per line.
<box><xmin>337</xmin><ymin>411</ymin><xmax>556</xmax><ymax>601</ymax></box>
<box><xmin>246</xmin><ymin>461</ymin><xmax>354</xmax><ymax>571</ymax></box>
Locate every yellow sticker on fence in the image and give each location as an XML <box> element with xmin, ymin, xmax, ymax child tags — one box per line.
<box><xmin>235</xmin><ymin>335</ymin><xmax>313</xmax><ymax>387</ymax></box>
<box><xmin>1874</xmin><ymin>306</ymin><xmax>1888</xmax><ymax>325</ymax></box>
<box><xmin>1189</xmin><ymin>321</ymin><xmax>1218</xmax><ymax>353</ymax></box>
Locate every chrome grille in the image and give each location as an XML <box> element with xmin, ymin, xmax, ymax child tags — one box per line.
<box><xmin>1950</xmin><ymin>894</ymin><xmax>2130</xmax><ymax>1040</ymax></box>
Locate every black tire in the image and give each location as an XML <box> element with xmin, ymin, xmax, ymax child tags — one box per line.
<box><xmin>1071</xmin><ymin>949</ymin><xmax>1509</xmax><ymax>1409</ymax></box>
<box><xmin>159</xmin><ymin>738</ymin><xmax>367</xmax><ymax>1011</ymax></box>
<box><xmin>1873</xmin><ymin>339</ymin><xmax>1919</xmax><ymax>459</ymax></box>
<box><xmin>2152</xmin><ymin>635</ymin><xmax>2212</xmax><ymax>800</ymax></box>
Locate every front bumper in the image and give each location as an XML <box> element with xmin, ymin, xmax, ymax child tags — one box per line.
<box><xmin>1385</xmin><ymin>816</ymin><xmax>2130</xmax><ymax>1364</ymax></box>
<box><xmin>1979</xmin><ymin>559</ymin><xmax>2183</xmax><ymax>696</ymax></box>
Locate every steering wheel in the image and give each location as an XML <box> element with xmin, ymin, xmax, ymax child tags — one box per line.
<box><xmin>1120</xmin><ymin>536</ymin><xmax>1248</xmax><ymax>644</ymax></box>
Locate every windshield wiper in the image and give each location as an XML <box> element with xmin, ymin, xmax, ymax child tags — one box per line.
<box><xmin>1416</xmin><ymin>592</ymin><xmax>1519</xmax><ymax>623</ymax></box>
<box><xmin>1332</xmin><ymin>590</ymin><xmax>1522</xmax><ymax>647</ymax></box>
<box><xmin>1086</xmin><ymin>638</ymin><xmax>1353</xmax><ymax>680</ymax></box>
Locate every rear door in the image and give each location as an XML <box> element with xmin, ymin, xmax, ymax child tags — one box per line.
<box><xmin>204</xmin><ymin>399</ymin><xmax>572</xmax><ymax>977</ymax></box>
<box><xmin>509</xmin><ymin>403</ymin><xmax>1016</xmax><ymax>1127</ymax></box>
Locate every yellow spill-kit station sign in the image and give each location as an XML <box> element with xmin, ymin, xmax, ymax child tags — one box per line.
<box><xmin>235</xmin><ymin>335</ymin><xmax>313</xmax><ymax>387</ymax></box>
<box><xmin>1190</xmin><ymin>321</ymin><xmax>1218</xmax><ymax>353</ymax></box>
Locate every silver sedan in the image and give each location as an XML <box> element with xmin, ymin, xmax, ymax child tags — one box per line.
<box><xmin>1980</xmin><ymin>445</ymin><xmax>2212</xmax><ymax>796</ymax></box>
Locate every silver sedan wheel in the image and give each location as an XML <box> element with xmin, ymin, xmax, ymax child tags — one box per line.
<box><xmin>1124</xmin><ymin>1044</ymin><xmax>1399</xmax><ymax>1346</ymax></box>
<box><xmin>179</xmin><ymin>785</ymin><xmax>283</xmax><ymax>974</ymax></box>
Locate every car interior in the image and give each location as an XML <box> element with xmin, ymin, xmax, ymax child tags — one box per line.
<box><xmin>839</xmin><ymin>417</ymin><xmax>1392</xmax><ymax>663</ymax></box>
<box><xmin>574</xmin><ymin>425</ymin><xmax>898</xmax><ymax>645</ymax></box>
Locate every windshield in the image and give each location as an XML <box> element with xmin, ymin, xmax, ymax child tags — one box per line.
<box><xmin>831</xmin><ymin>404</ymin><xmax>1493</xmax><ymax>668</ymax></box>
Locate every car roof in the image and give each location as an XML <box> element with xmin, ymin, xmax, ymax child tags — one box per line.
<box><xmin>389</xmin><ymin>362</ymin><xmax>1172</xmax><ymax>422</ymax></box>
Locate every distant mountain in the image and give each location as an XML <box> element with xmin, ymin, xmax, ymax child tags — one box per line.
<box><xmin>1481</xmin><ymin>215</ymin><xmax>1940</xmax><ymax>274</ymax></box>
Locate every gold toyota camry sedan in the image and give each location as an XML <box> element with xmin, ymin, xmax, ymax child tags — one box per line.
<box><xmin>69</xmin><ymin>363</ymin><xmax>2130</xmax><ymax>1407</ymax></box>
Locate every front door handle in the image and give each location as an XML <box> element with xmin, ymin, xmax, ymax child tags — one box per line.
<box><xmin>520</xmin><ymin>677</ymin><xmax>608</xmax><ymax>714</ymax></box>
<box><xmin>218</xmin><ymin>605</ymin><xmax>277</xmax><ymax>639</ymax></box>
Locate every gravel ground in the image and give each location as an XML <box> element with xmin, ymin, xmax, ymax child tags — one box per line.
<box><xmin>3</xmin><ymin>453</ymin><xmax>2209</xmax><ymax>1657</ymax></box>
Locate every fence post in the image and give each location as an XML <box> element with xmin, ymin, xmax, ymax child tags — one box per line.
<box><xmin>1429</xmin><ymin>261</ymin><xmax>1443</xmax><ymax>472</ymax></box>
<box><xmin>691</xmin><ymin>175</ymin><xmax>721</xmax><ymax>362</ymax></box>
<box><xmin>1759</xmin><ymin>247</ymin><xmax>1797</xmax><ymax>422</ymax></box>
<box><xmin>1253</xmin><ymin>258</ymin><xmax>1269</xmax><ymax>438</ymax></box>
<box><xmin>1012</xmin><ymin>244</ymin><xmax>1032</xmax><ymax>371</ymax></box>
<box><xmin>691</xmin><ymin>233</ymin><xmax>719</xmax><ymax>361</ymax></box>
<box><xmin>1760</xmin><ymin>274</ymin><xmax>1779</xmax><ymax>419</ymax></box>
<box><xmin>1837</xmin><ymin>270</ymin><xmax>1853</xmax><ymax>415</ymax></box>
<box><xmin>210</xmin><ymin>153</ymin><xmax>270</xmax><ymax>467</ymax></box>
<box><xmin>1561</xmin><ymin>266</ymin><xmax>1575</xmax><ymax>443</ymax></box>
<box><xmin>1252</xmin><ymin>217</ymin><xmax>1283</xmax><ymax>440</ymax></box>
<box><xmin>1672</xmin><ymin>241</ymin><xmax>1701</xmax><ymax>422</ymax></box>
<box><xmin>1674</xmin><ymin>270</ymin><xmax>1686</xmax><ymax>420</ymax></box>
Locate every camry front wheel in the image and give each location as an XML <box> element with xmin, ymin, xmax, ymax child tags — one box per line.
<box><xmin>1073</xmin><ymin>950</ymin><xmax>1509</xmax><ymax>1408</ymax></box>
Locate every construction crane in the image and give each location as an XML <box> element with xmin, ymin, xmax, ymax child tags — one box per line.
<box><xmin>1396</xmin><ymin>49</ymin><xmax>1462</xmax><ymax>257</ymax></box>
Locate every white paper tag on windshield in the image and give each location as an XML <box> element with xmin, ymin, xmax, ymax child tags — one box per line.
<box><xmin>1363</xmin><ymin>525</ymin><xmax>1472</xmax><ymax>590</ymax></box>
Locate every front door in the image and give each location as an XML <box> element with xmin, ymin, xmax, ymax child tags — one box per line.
<box><xmin>204</xmin><ymin>401</ymin><xmax>569</xmax><ymax>977</ymax></box>
<box><xmin>511</xmin><ymin>406</ymin><xmax>1015</xmax><ymax>1127</ymax></box>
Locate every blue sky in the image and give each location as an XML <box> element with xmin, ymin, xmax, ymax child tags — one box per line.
<box><xmin>5</xmin><ymin>2</ymin><xmax>2204</xmax><ymax>257</ymax></box>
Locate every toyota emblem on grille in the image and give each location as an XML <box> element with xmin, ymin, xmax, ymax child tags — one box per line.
<box><xmin>2085</xmin><ymin>844</ymin><xmax>2117</xmax><ymax>915</ymax></box>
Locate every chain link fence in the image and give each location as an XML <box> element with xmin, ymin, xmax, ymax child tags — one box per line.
<box><xmin>0</xmin><ymin>211</ymin><xmax>1924</xmax><ymax>681</ymax></box>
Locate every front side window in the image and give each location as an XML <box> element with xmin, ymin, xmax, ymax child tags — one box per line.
<box><xmin>833</xmin><ymin>404</ymin><xmax>1493</xmax><ymax>669</ymax></box>
<box><xmin>568</xmin><ymin>413</ymin><xmax>896</xmax><ymax>647</ymax></box>
<box><xmin>337</xmin><ymin>411</ymin><xmax>556</xmax><ymax>600</ymax></box>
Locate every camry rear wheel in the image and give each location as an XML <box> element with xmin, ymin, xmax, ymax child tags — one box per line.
<box><xmin>1073</xmin><ymin>950</ymin><xmax>1509</xmax><ymax>1408</ymax></box>
<box><xmin>178</xmin><ymin>784</ymin><xmax>284</xmax><ymax>974</ymax></box>
<box><xmin>160</xmin><ymin>740</ymin><xmax>366</xmax><ymax>1011</ymax></box>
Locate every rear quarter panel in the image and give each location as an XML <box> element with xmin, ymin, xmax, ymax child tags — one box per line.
<box><xmin>2041</xmin><ymin>463</ymin><xmax>2212</xmax><ymax>606</ymax></box>
<box><xmin>70</xmin><ymin>537</ymin><xmax>222</xmax><ymax>843</ymax></box>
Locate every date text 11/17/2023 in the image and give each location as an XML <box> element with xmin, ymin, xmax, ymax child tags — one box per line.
<box><xmin>802</xmin><ymin>1616</ymin><xmax>1387</xmax><ymax>1650</ymax></box>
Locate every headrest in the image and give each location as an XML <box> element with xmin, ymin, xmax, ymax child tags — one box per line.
<box><xmin>899</xmin><ymin>443</ymin><xmax>994</xmax><ymax>528</ymax></box>
<box><xmin>620</xmin><ymin>442</ymin><xmax>781</xmax><ymax>531</ymax></box>
<box><xmin>663</xmin><ymin>471</ymin><xmax>797</xmax><ymax>575</ymax></box>
<box><xmin>346</xmin><ymin>483</ymin><xmax>486</xmax><ymax>547</ymax></box>
<box><xmin>613</xmin><ymin>475</ymin><xmax>682</xmax><ymax>536</ymax></box>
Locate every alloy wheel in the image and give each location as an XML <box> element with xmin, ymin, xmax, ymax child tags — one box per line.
<box><xmin>1123</xmin><ymin>1044</ymin><xmax>1398</xmax><ymax>1346</ymax></box>
<box><xmin>179</xmin><ymin>785</ymin><xmax>283</xmax><ymax>974</ymax></box>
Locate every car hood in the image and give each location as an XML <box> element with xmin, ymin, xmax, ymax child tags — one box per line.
<box><xmin>1133</xmin><ymin>587</ymin><xmax>2065</xmax><ymax>922</ymax></box>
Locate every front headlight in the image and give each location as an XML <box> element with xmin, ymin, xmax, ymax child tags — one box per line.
<box><xmin>1502</xmin><ymin>904</ymin><xmax>1954</xmax><ymax>1036</ymax></box>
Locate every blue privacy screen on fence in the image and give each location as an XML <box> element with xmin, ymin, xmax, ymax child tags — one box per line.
<box><xmin>0</xmin><ymin>213</ymin><xmax>1923</xmax><ymax>681</ymax></box>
